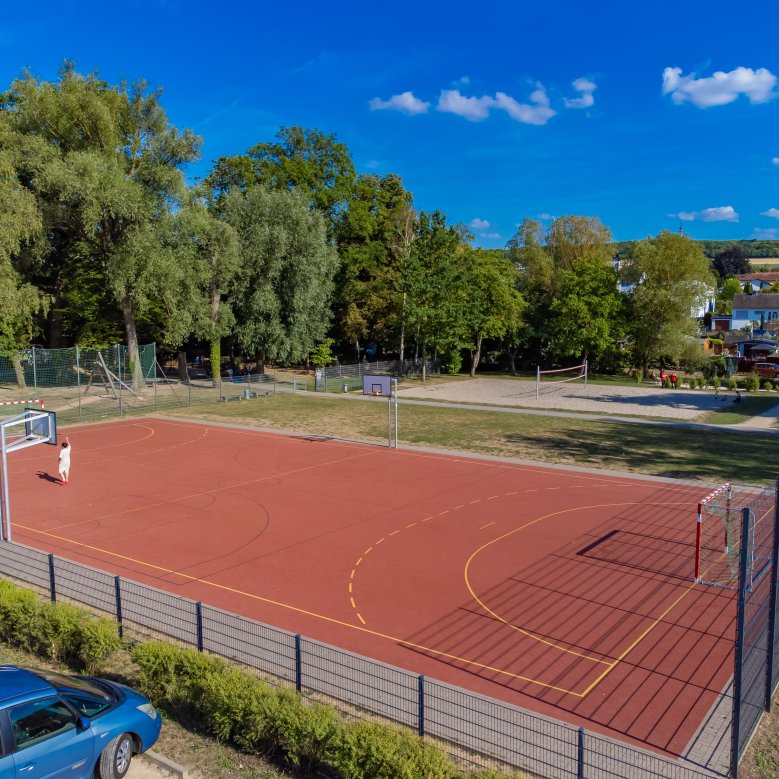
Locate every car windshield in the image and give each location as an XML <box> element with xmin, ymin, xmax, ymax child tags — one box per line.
<box><xmin>28</xmin><ymin>669</ymin><xmax>114</xmax><ymax>703</ymax></box>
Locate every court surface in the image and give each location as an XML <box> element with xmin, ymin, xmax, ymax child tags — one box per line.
<box><xmin>6</xmin><ymin>417</ymin><xmax>735</xmax><ymax>757</ymax></box>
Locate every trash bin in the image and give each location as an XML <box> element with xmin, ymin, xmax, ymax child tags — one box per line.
<box><xmin>343</xmin><ymin>384</ymin><xmax>349</xmax><ymax>393</ymax></box>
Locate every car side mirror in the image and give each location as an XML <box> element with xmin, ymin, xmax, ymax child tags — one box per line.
<box><xmin>77</xmin><ymin>715</ymin><xmax>91</xmax><ymax>731</ymax></box>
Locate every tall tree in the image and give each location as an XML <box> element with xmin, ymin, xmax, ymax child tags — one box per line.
<box><xmin>404</xmin><ymin>211</ymin><xmax>469</xmax><ymax>381</ymax></box>
<box><xmin>623</xmin><ymin>231</ymin><xmax>714</xmax><ymax>370</ymax></box>
<box><xmin>1</xmin><ymin>65</ymin><xmax>201</xmax><ymax>386</ymax></box>
<box><xmin>712</xmin><ymin>244</ymin><xmax>750</xmax><ymax>279</ymax></box>
<box><xmin>221</xmin><ymin>186</ymin><xmax>338</xmax><ymax>370</ymax></box>
<box><xmin>333</xmin><ymin>173</ymin><xmax>414</xmax><ymax>355</ymax></box>
<box><xmin>716</xmin><ymin>276</ymin><xmax>743</xmax><ymax>315</ymax></box>
<box><xmin>206</xmin><ymin>126</ymin><xmax>355</xmax><ymax>233</ymax></box>
<box><xmin>461</xmin><ymin>249</ymin><xmax>524</xmax><ymax>376</ymax></box>
<box><xmin>548</xmin><ymin>256</ymin><xmax>623</xmax><ymax>363</ymax></box>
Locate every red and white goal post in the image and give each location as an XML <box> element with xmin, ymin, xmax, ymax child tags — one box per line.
<box><xmin>695</xmin><ymin>482</ymin><xmax>735</xmax><ymax>586</ymax></box>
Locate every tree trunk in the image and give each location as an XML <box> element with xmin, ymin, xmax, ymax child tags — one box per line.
<box><xmin>209</xmin><ymin>339</ymin><xmax>221</xmax><ymax>385</ymax></box>
<box><xmin>421</xmin><ymin>340</ymin><xmax>427</xmax><ymax>383</ymax></box>
<box><xmin>119</xmin><ymin>295</ymin><xmax>143</xmax><ymax>389</ymax></box>
<box><xmin>209</xmin><ymin>285</ymin><xmax>221</xmax><ymax>383</ymax></box>
<box><xmin>177</xmin><ymin>351</ymin><xmax>188</xmax><ymax>383</ymax></box>
<box><xmin>470</xmin><ymin>332</ymin><xmax>483</xmax><ymax>377</ymax></box>
<box><xmin>398</xmin><ymin>292</ymin><xmax>407</xmax><ymax>372</ymax></box>
<box><xmin>256</xmin><ymin>348</ymin><xmax>266</xmax><ymax>374</ymax></box>
<box><xmin>12</xmin><ymin>354</ymin><xmax>27</xmax><ymax>390</ymax></box>
<box><xmin>49</xmin><ymin>278</ymin><xmax>63</xmax><ymax>348</ymax></box>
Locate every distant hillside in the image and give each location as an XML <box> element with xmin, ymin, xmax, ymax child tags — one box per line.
<box><xmin>613</xmin><ymin>238</ymin><xmax>779</xmax><ymax>260</ymax></box>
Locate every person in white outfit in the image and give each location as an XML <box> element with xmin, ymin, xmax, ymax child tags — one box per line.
<box><xmin>58</xmin><ymin>437</ymin><xmax>71</xmax><ymax>485</ymax></box>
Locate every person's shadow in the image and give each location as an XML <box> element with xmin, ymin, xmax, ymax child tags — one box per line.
<box><xmin>36</xmin><ymin>471</ymin><xmax>61</xmax><ymax>484</ymax></box>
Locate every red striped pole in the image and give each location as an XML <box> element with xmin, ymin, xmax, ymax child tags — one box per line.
<box><xmin>695</xmin><ymin>502</ymin><xmax>703</xmax><ymax>582</ymax></box>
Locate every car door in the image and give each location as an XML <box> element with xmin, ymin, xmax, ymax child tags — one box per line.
<box><xmin>9</xmin><ymin>696</ymin><xmax>94</xmax><ymax>779</ymax></box>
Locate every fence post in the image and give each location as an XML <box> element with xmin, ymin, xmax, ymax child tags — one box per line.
<box><xmin>417</xmin><ymin>674</ymin><xmax>425</xmax><ymax>737</ymax></box>
<box><xmin>766</xmin><ymin>477</ymin><xmax>779</xmax><ymax>709</ymax></box>
<box><xmin>731</xmin><ymin>506</ymin><xmax>753</xmax><ymax>777</ymax></box>
<box><xmin>295</xmin><ymin>634</ymin><xmax>302</xmax><ymax>692</ymax></box>
<box><xmin>196</xmin><ymin>602</ymin><xmax>204</xmax><ymax>652</ymax></box>
<box><xmin>577</xmin><ymin>727</ymin><xmax>584</xmax><ymax>779</ymax></box>
<box><xmin>76</xmin><ymin>346</ymin><xmax>82</xmax><ymax>422</ymax></box>
<box><xmin>48</xmin><ymin>554</ymin><xmax>56</xmax><ymax>602</ymax></box>
<box><xmin>114</xmin><ymin>576</ymin><xmax>123</xmax><ymax>639</ymax></box>
<box><xmin>32</xmin><ymin>347</ymin><xmax>37</xmax><ymax>393</ymax></box>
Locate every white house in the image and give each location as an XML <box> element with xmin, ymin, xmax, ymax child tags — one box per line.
<box><xmin>731</xmin><ymin>293</ymin><xmax>779</xmax><ymax>330</ymax></box>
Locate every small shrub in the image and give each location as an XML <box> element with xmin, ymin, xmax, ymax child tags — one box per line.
<box><xmin>728</xmin><ymin>377</ymin><xmax>738</xmax><ymax>390</ymax></box>
<box><xmin>132</xmin><ymin>641</ymin><xmax>186</xmax><ymax>704</ymax></box>
<box><xmin>763</xmin><ymin>380</ymin><xmax>773</xmax><ymax>392</ymax></box>
<box><xmin>332</xmin><ymin>721</ymin><xmax>457</xmax><ymax>779</ymax></box>
<box><xmin>273</xmin><ymin>696</ymin><xmax>340</xmax><ymax>771</ymax></box>
<box><xmin>696</xmin><ymin>377</ymin><xmax>706</xmax><ymax>389</ymax></box>
<box><xmin>711</xmin><ymin>376</ymin><xmax>721</xmax><ymax>390</ymax></box>
<box><xmin>77</xmin><ymin>617</ymin><xmax>121</xmax><ymax>674</ymax></box>
<box><xmin>31</xmin><ymin>601</ymin><xmax>85</xmax><ymax>665</ymax></box>
<box><xmin>0</xmin><ymin>581</ymin><xmax>40</xmax><ymax>649</ymax></box>
<box><xmin>745</xmin><ymin>373</ymin><xmax>761</xmax><ymax>392</ymax></box>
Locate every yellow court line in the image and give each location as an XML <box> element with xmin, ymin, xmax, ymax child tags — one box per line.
<box><xmin>463</xmin><ymin>500</ymin><xmax>692</xmax><ymax>674</ymax></box>
<box><xmin>15</xmin><ymin>523</ymin><xmax>580</xmax><ymax>694</ymax></box>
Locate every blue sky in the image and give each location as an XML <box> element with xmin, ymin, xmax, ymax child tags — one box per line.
<box><xmin>2</xmin><ymin>0</ymin><xmax>778</xmax><ymax>247</ymax></box>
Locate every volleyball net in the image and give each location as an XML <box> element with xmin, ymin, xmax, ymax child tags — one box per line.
<box><xmin>535</xmin><ymin>361</ymin><xmax>588</xmax><ymax>399</ymax></box>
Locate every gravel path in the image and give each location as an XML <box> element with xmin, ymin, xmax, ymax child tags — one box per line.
<box><xmin>396</xmin><ymin>377</ymin><xmax>731</xmax><ymax>420</ymax></box>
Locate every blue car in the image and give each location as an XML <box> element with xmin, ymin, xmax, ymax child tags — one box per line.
<box><xmin>0</xmin><ymin>665</ymin><xmax>161</xmax><ymax>778</ymax></box>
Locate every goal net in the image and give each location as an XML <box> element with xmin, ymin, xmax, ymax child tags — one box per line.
<box><xmin>695</xmin><ymin>482</ymin><xmax>775</xmax><ymax>589</ymax></box>
<box><xmin>535</xmin><ymin>361</ymin><xmax>588</xmax><ymax>399</ymax></box>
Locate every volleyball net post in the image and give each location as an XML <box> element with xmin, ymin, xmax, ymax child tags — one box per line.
<box><xmin>535</xmin><ymin>361</ymin><xmax>588</xmax><ymax>399</ymax></box>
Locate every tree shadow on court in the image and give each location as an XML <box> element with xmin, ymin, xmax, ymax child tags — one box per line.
<box><xmin>505</xmin><ymin>423</ymin><xmax>779</xmax><ymax>483</ymax></box>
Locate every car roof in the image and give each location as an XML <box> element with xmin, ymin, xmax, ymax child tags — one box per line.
<box><xmin>0</xmin><ymin>666</ymin><xmax>53</xmax><ymax>703</ymax></box>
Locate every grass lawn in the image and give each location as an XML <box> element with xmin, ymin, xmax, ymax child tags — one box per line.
<box><xmin>699</xmin><ymin>394</ymin><xmax>779</xmax><ymax>425</ymax></box>
<box><xmin>164</xmin><ymin>393</ymin><xmax>779</xmax><ymax>484</ymax></box>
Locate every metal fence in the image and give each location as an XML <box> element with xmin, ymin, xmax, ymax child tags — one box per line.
<box><xmin>0</xmin><ymin>541</ymin><xmax>723</xmax><ymax>779</ymax></box>
<box><xmin>0</xmin><ymin>345</ymin><xmax>436</xmax><ymax>425</ymax></box>
<box><xmin>731</xmin><ymin>481</ymin><xmax>779</xmax><ymax>775</ymax></box>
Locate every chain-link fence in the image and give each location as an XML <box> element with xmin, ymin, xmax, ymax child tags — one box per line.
<box><xmin>0</xmin><ymin>345</ymin><xmax>435</xmax><ymax>425</ymax></box>
<box><xmin>0</xmin><ymin>541</ymin><xmax>726</xmax><ymax>779</ymax></box>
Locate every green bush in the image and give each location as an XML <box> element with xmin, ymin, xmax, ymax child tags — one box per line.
<box><xmin>711</xmin><ymin>376</ymin><xmax>721</xmax><ymax>390</ymax></box>
<box><xmin>745</xmin><ymin>373</ymin><xmax>761</xmax><ymax>392</ymax></box>
<box><xmin>439</xmin><ymin>347</ymin><xmax>462</xmax><ymax>375</ymax></box>
<box><xmin>271</xmin><ymin>693</ymin><xmax>340</xmax><ymax>771</ymax></box>
<box><xmin>696</xmin><ymin>377</ymin><xmax>706</xmax><ymax>389</ymax></box>
<box><xmin>728</xmin><ymin>377</ymin><xmax>738</xmax><ymax>390</ymax></box>
<box><xmin>32</xmin><ymin>601</ymin><xmax>86</xmax><ymax>665</ymax></box>
<box><xmin>763</xmin><ymin>380</ymin><xmax>774</xmax><ymax>392</ymax></box>
<box><xmin>0</xmin><ymin>581</ymin><xmax>40</xmax><ymax>650</ymax></box>
<box><xmin>332</xmin><ymin>721</ymin><xmax>457</xmax><ymax>779</ymax></box>
<box><xmin>77</xmin><ymin>617</ymin><xmax>121</xmax><ymax>674</ymax></box>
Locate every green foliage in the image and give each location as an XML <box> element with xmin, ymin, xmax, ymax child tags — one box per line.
<box><xmin>221</xmin><ymin>186</ymin><xmax>338</xmax><ymax>368</ymax></box>
<box><xmin>762</xmin><ymin>380</ymin><xmax>773</xmax><ymax>391</ymax></box>
<box><xmin>0</xmin><ymin>580</ymin><xmax>118</xmax><ymax>671</ymax></box>
<box><xmin>745</xmin><ymin>373</ymin><xmax>761</xmax><ymax>392</ymax></box>
<box><xmin>440</xmin><ymin>345</ymin><xmax>463</xmax><ymax>374</ymax></box>
<box><xmin>711</xmin><ymin>376</ymin><xmax>721</xmax><ymax>389</ymax></box>
<box><xmin>625</xmin><ymin>231</ymin><xmax>714</xmax><ymax>370</ymax></box>
<box><xmin>309</xmin><ymin>338</ymin><xmax>336</xmax><ymax>366</ymax></box>
<box><xmin>332</xmin><ymin>721</ymin><xmax>457</xmax><ymax>779</ymax></box>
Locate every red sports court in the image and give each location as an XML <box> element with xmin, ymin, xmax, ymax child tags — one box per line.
<box><xmin>3</xmin><ymin>416</ymin><xmax>735</xmax><ymax>758</ymax></box>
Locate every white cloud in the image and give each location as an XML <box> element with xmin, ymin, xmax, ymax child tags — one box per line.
<box><xmin>493</xmin><ymin>85</ymin><xmax>556</xmax><ymax>125</ymax></box>
<box><xmin>480</xmin><ymin>232</ymin><xmax>501</xmax><ymax>239</ymax></box>
<box><xmin>437</xmin><ymin>89</ymin><xmax>494</xmax><ymax>121</ymax></box>
<box><xmin>662</xmin><ymin>66</ymin><xmax>777</xmax><ymax>108</ymax></box>
<box><xmin>670</xmin><ymin>206</ymin><xmax>739</xmax><ymax>222</ymax></box>
<box><xmin>564</xmin><ymin>77</ymin><xmax>597</xmax><ymax>109</ymax></box>
<box><xmin>754</xmin><ymin>228</ymin><xmax>779</xmax><ymax>239</ymax></box>
<box><xmin>369</xmin><ymin>91</ymin><xmax>430</xmax><ymax>115</ymax></box>
<box><xmin>453</xmin><ymin>75</ymin><xmax>470</xmax><ymax>86</ymax></box>
<box><xmin>535</xmin><ymin>213</ymin><xmax>555</xmax><ymax>221</ymax></box>
<box><xmin>761</xmin><ymin>208</ymin><xmax>779</xmax><ymax>219</ymax></box>
<box><xmin>773</xmin><ymin>158</ymin><xmax>779</xmax><ymax>166</ymax></box>
<box><xmin>470</xmin><ymin>217</ymin><xmax>490</xmax><ymax>229</ymax></box>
